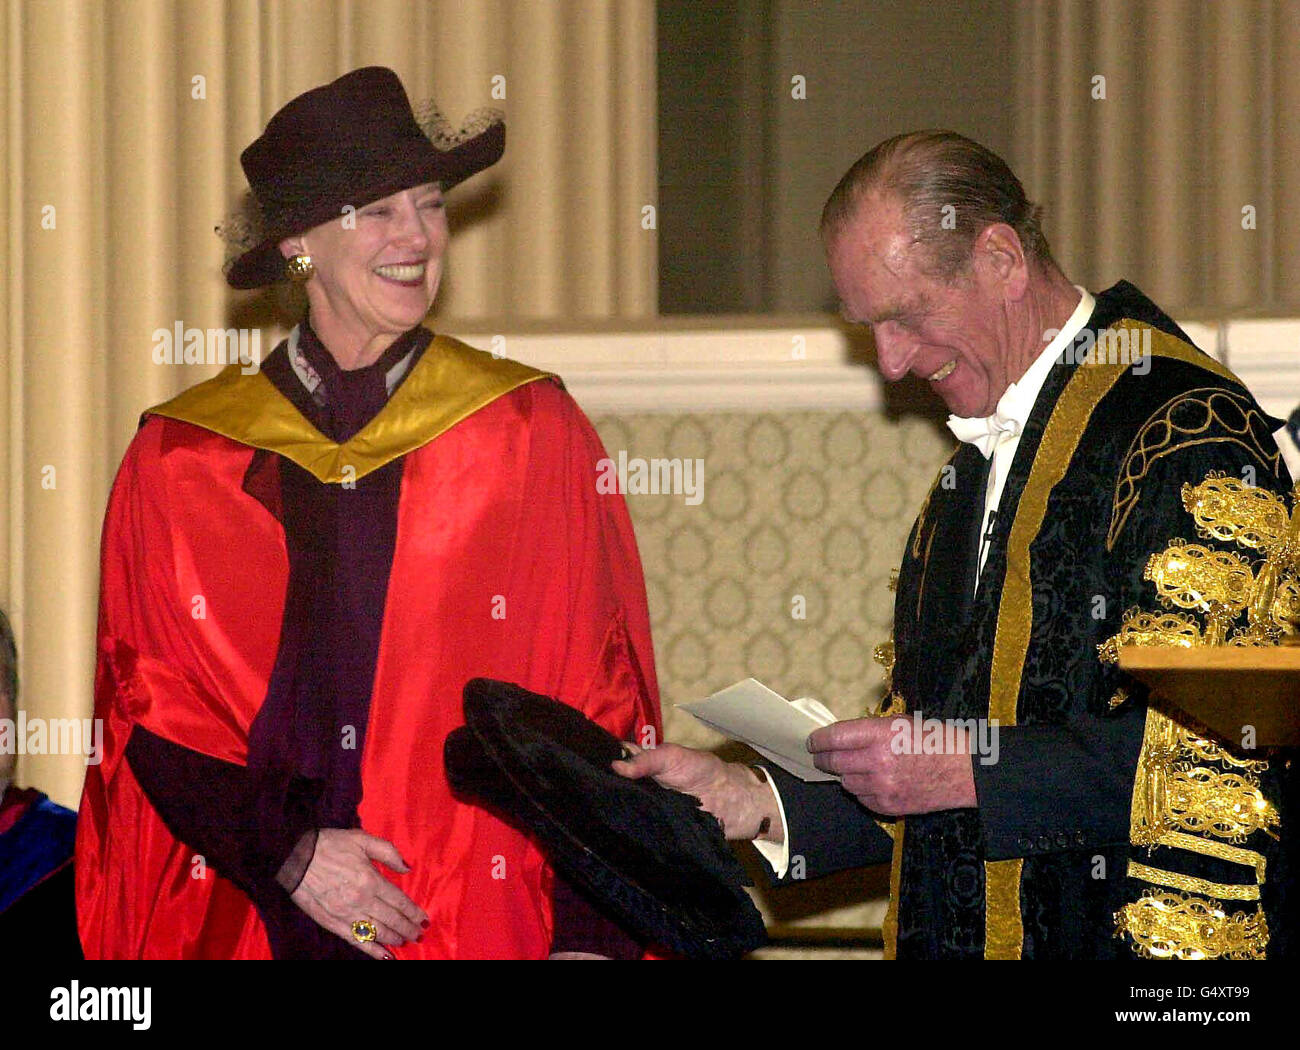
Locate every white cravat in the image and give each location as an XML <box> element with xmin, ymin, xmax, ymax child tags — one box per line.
<box><xmin>754</xmin><ymin>287</ymin><xmax>1096</xmax><ymax>880</ymax></box>
<box><xmin>946</xmin><ymin>287</ymin><xmax>1095</xmax><ymax>592</ymax></box>
<box><xmin>945</xmin><ymin>408</ymin><xmax>1023</xmax><ymax>460</ymax></box>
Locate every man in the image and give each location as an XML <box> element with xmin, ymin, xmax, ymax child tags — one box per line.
<box><xmin>619</xmin><ymin>131</ymin><xmax>1294</xmax><ymax>959</ymax></box>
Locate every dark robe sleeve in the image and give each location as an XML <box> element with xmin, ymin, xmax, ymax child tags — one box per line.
<box><xmin>758</xmin><ymin>764</ymin><xmax>894</xmax><ymax>884</ymax></box>
<box><xmin>124</xmin><ymin>725</ymin><xmax>316</xmax><ymax>897</ymax></box>
<box><xmin>125</xmin><ymin>723</ymin><xmax>643</xmax><ymax>957</ymax></box>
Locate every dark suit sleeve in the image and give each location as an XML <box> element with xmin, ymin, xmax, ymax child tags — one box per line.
<box><xmin>972</xmin><ymin>708</ymin><xmax>1146</xmax><ymax>859</ymax></box>
<box><xmin>759</xmin><ymin>764</ymin><xmax>895</xmax><ymax>883</ymax></box>
<box><xmin>0</xmin><ymin>863</ymin><xmax>83</xmax><ymax>962</ymax></box>
<box><xmin>124</xmin><ymin>725</ymin><xmax>316</xmax><ymax>897</ymax></box>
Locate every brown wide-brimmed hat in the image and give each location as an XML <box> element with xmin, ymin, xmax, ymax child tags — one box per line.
<box><xmin>222</xmin><ymin>66</ymin><xmax>504</xmax><ymax>289</ymax></box>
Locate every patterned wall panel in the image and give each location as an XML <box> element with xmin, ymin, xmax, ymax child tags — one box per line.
<box><xmin>592</xmin><ymin>408</ymin><xmax>953</xmax><ymax>731</ymax></box>
<box><xmin>591</xmin><ymin>407</ymin><xmax>955</xmax><ymax>949</ymax></box>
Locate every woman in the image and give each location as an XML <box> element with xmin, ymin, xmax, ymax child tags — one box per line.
<box><xmin>76</xmin><ymin>67</ymin><xmax>662</xmax><ymax>959</ymax></box>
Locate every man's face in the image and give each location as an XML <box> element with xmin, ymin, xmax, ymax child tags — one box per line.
<box><xmin>826</xmin><ymin>192</ymin><xmax>1017</xmax><ymax>418</ymax></box>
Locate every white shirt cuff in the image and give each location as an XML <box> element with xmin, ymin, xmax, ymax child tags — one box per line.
<box><xmin>748</xmin><ymin>766</ymin><xmax>792</xmax><ymax>879</ymax></box>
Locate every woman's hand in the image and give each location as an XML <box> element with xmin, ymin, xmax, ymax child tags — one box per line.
<box><xmin>289</xmin><ymin>828</ymin><xmax>429</xmax><ymax>959</ymax></box>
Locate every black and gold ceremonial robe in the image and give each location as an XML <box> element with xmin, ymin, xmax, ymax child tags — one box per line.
<box><xmin>766</xmin><ymin>281</ymin><xmax>1295</xmax><ymax>959</ymax></box>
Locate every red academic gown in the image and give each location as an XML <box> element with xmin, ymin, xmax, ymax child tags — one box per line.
<box><xmin>76</xmin><ymin>333</ymin><xmax>662</xmax><ymax>959</ymax></box>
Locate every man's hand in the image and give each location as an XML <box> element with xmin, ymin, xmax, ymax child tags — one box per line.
<box><xmin>808</xmin><ymin>718</ymin><xmax>977</xmax><ymax>815</ymax></box>
<box><xmin>612</xmin><ymin>743</ymin><xmax>784</xmax><ymax>844</ymax></box>
<box><xmin>289</xmin><ymin>829</ymin><xmax>429</xmax><ymax>960</ymax></box>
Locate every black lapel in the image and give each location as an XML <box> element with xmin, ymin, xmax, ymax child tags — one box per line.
<box><xmin>912</xmin><ymin>445</ymin><xmax>991</xmax><ymax>713</ymax></box>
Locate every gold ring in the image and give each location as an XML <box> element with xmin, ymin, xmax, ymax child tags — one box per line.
<box><xmin>350</xmin><ymin>919</ymin><xmax>378</xmax><ymax>943</ymax></box>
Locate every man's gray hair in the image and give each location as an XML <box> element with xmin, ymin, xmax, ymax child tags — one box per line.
<box><xmin>820</xmin><ymin>130</ymin><xmax>1054</xmax><ymax>280</ymax></box>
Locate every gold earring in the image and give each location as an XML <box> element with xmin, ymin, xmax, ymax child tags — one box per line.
<box><xmin>286</xmin><ymin>253</ymin><xmax>314</xmax><ymax>281</ymax></box>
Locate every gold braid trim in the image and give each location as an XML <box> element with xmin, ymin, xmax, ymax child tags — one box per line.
<box><xmin>1097</xmin><ymin>608</ymin><xmax>1201</xmax><ymax>664</ymax></box>
<box><xmin>881</xmin><ymin>819</ymin><xmax>904</xmax><ymax>961</ymax></box>
<box><xmin>985</xmin><ymin>351</ymin><xmax>1139</xmax><ymax>958</ymax></box>
<box><xmin>1120</xmin><ymin>684</ymin><xmax>1275</xmax><ymax>960</ymax></box>
<box><xmin>1166</xmin><ymin>766</ymin><xmax>1280</xmax><ymax>842</ymax></box>
<box><xmin>872</xmin><ymin>629</ymin><xmax>897</xmax><ymax>704</ymax></box>
<box><xmin>1108</xmin><ymin>384</ymin><xmax>1282</xmax><ymax>550</ymax></box>
<box><xmin>1114</xmin><ymin>889</ymin><xmax>1269</xmax><ymax>960</ymax></box>
<box><xmin>1155</xmin><ymin>830</ymin><xmax>1266</xmax><ymax>882</ymax></box>
<box><xmin>1126</xmin><ymin>861</ymin><xmax>1259</xmax><ymax>901</ymax></box>
<box><xmin>1177</xmin><ymin>725</ymin><xmax>1269</xmax><ymax>773</ymax></box>
<box><xmin>984</xmin><ymin>861</ymin><xmax>1025</xmax><ymax>960</ymax></box>
<box><xmin>868</xmin><ymin>627</ymin><xmax>905</xmax><ymax>961</ymax></box>
<box><xmin>876</xmin><ymin>691</ymin><xmax>906</xmax><ymax>718</ymax></box>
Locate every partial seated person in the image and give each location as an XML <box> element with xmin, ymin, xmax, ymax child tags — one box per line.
<box><xmin>0</xmin><ymin>607</ymin><xmax>82</xmax><ymax>959</ymax></box>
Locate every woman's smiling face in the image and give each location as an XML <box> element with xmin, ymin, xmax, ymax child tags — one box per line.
<box><xmin>283</xmin><ymin>181</ymin><xmax>449</xmax><ymax>358</ymax></box>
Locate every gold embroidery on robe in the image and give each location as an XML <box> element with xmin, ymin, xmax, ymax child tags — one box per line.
<box><xmin>1101</xmin><ymin>468</ymin><xmax>1297</xmax><ymax>959</ymax></box>
<box><xmin>981</xmin><ymin>325</ymin><xmax>1243</xmax><ymax>958</ymax></box>
<box><xmin>1115</xmin><ymin>889</ymin><xmax>1269</xmax><ymax>960</ymax></box>
<box><xmin>872</xmin><ymin>625</ymin><xmax>904</xmax><ymax>718</ymax></box>
<box><xmin>1125</xmin><ymin>706</ymin><xmax>1278</xmax><ymax>849</ymax></box>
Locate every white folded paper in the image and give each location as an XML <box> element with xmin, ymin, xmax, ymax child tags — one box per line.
<box><xmin>677</xmin><ymin>678</ymin><xmax>839</xmax><ymax>782</ymax></box>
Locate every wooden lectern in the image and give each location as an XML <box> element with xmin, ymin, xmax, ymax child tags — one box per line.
<box><xmin>1119</xmin><ymin>642</ymin><xmax>1300</xmax><ymax>747</ymax></box>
